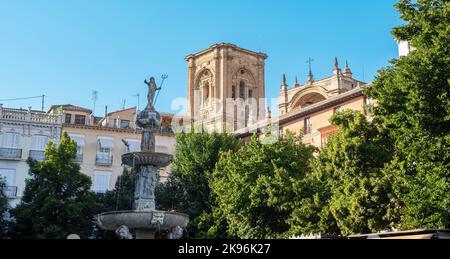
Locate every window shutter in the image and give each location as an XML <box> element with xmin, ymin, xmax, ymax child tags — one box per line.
<box><xmin>31</xmin><ymin>135</ymin><xmax>49</xmax><ymax>151</ymax></box>
<box><xmin>2</xmin><ymin>133</ymin><xmax>20</xmax><ymax>148</ymax></box>
<box><xmin>94</xmin><ymin>171</ymin><xmax>111</xmax><ymax>193</ymax></box>
<box><xmin>0</xmin><ymin>169</ymin><xmax>16</xmax><ymax>186</ymax></box>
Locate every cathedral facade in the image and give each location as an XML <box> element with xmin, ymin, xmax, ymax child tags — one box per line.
<box><xmin>186</xmin><ymin>43</ymin><xmax>370</xmax><ymax>148</ymax></box>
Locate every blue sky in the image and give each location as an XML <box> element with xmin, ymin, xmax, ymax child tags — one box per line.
<box><xmin>0</xmin><ymin>0</ymin><xmax>401</xmax><ymax>116</ymax></box>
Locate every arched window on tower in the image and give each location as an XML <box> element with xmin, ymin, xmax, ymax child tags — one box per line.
<box><xmin>203</xmin><ymin>81</ymin><xmax>209</xmax><ymax>105</ymax></box>
<box><xmin>232</xmin><ymin>85</ymin><xmax>236</xmax><ymax>100</ymax></box>
<box><xmin>239</xmin><ymin>81</ymin><xmax>245</xmax><ymax>99</ymax></box>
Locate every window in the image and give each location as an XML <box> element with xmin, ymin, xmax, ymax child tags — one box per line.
<box><xmin>248</xmin><ymin>89</ymin><xmax>253</xmax><ymax>99</ymax></box>
<box><xmin>239</xmin><ymin>81</ymin><xmax>245</xmax><ymax>99</ymax></box>
<box><xmin>126</xmin><ymin>139</ymin><xmax>141</xmax><ymax>152</ymax></box>
<box><xmin>31</xmin><ymin>135</ymin><xmax>49</xmax><ymax>151</ymax></box>
<box><xmin>65</xmin><ymin>113</ymin><xmax>72</xmax><ymax>124</ymax></box>
<box><xmin>68</xmin><ymin>134</ymin><xmax>85</xmax><ymax>149</ymax></box>
<box><xmin>98</xmin><ymin>138</ymin><xmax>114</xmax><ymax>150</ymax></box>
<box><xmin>93</xmin><ymin>171</ymin><xmax>111</xmax><ymax>194</ymax></box>
<box><xmin>98</xmin><ymin>138</ymin><xmax>113</xmax><ymax>160</ymax></box>
<box><xmin>232</xmin><ymin>85</ymin><xmax>236</xmax><ymax>100</ymax></box>
<box><xmin>204</xmin><ymin>82</ymin><xmax>209</xmax><ymax>101</ymax></box>
<box><xmin>304</xmin><ymin>117</ymin><xmax>312</xmax><ymax>134</ymax></box>
<box><xmin>2</xmin><ymin>132</ymin><xmax>20</xmax><ymax>148</ymax></box>
<box><xmin>74</xmin><ymin>115</ymin><xmax>86</xmax><ymax>125</ymax></box>
<box><xmin>0</xmin><ymin>169</ymin><xmax>16</xmax><ymax>187</ymax></box>
<box><xmin>120</xmin><ymin>120</ymin><xmax>130</xmax><ymax>129</ymax></box>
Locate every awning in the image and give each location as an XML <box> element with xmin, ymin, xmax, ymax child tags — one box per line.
<box><xmin>126</xmin><ymin>139</ymin><xmax>141</xmax><ymax>152</ymax></box>
<box><xmin>69</xmin><ymin>134</ymin><xmax>85</xmax><ymax>147</ymax></box>
<box><xmin>98</xmin><ymin>138</ymin><xmax>114</xmax><ymax>149</ymax></box>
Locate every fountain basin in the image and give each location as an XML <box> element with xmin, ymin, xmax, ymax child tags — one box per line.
<box><xmin>96</xmin><ymin>210</ymin><xmax>189</xmax><ymax>232</ymax></box>
<box><xmin>122</xmin><ymin>152</ymin><xmax>173</xmax><ymax>167</ymax></box>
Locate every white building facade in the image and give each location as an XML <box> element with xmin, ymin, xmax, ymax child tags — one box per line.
<box><xmin>0</xmin><ymin>105</ymin><xmax>62</xmax><ymax>207</ymax></box>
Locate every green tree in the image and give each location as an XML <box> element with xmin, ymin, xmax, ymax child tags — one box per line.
<box><xmin>289</xmin><ymin>111</ymin><xmax>394</xmax><ymax>237</ymax></box>
<box><xmin>10</xmin><ymin>132</ymin><xmax>97</xmax><ymax>239</ymax></box>
<box><xmin>211</xmin><ymin>132</ymin><xmax>316</xmax><ymax>239</ymax></box>
<box><xmin>0</xmin><ymin>177</ymin><xmax>9</xmax><ymax>239</ymax></box>
<box><xmin>366</xmin><ymin>0</ymin><xmax>450</xmax><ymax>229</ymax></box>
<box><xmin>164</xmin><ymin>129</ymin><xmax>239</xmax><ymax>238</ymax></box>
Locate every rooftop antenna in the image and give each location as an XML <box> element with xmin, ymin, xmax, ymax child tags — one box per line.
<box><xmin>154</xmin><ymin>74</ymin><xmax>168</xmax><ymax>106</ymax></box>
<box><xmin>92</xmin><ymin>91</ymin><xmax>98</xmax><ymax>115</ymax></box>
<box><xmin>121</xmin><ymin>98</ymin><xmax>126</xmax><ymax>110</ymax></box>
<box><xmin>133</xmin><ymin>93</ymin><xmax>140</xmax><ymax>111</ymax></box>
<box><xmin>41</xmin><ymin>94</ymin><xmax>45</xmax><ymax>112</ymax></box>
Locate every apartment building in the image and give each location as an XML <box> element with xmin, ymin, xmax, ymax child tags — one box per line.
<box><xmin>0</xmin><ymin>104</ymin><xmax>62</xmax><ymax>207</ymax></box>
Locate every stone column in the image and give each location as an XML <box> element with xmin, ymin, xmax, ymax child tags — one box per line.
<box><xmin>187</xmin><ymin>57</ymin><xmax>196</xmax><ymax>120</ymax></box>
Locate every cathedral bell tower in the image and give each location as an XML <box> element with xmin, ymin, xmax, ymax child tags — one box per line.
<box><xmin>185</xmin><ymin>43</ymin><xmax>268</xmax><ymax>132</ymax></box>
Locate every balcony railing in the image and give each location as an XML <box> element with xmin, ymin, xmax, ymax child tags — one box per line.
<box><xmin>0</xmin><ymin>148</ymin><xmax>22</xmax><ymax>160</ymax></box>
<box><xmin>4</xmin><ymin>186</ymin><xmax>18</xmax><ymax>197</ymax></box>
<box><xmin>96</xmin><ymin>154</ymin><xmax>113</xmax><ymax>165</ymax></box>
<box><xmin>1</xmin><ymin>107</ymin><xmax>59</xmax><ymax>124</ymax></box>
<box><xmin>75</xmin><ymin>153</ymin><xmax>83</xmax><ymax>163</ymax></box>
<box><xmin>29</xmin><ymin>150</ymin><xmax>46</xmax><ymax>161</ymax></box>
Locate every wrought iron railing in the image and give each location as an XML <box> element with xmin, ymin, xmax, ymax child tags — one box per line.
<box><xmin>0</xmin><ymin>148</ymin><xmax>22</xmax><ymax>160</ymax></box>
<box><xmin>96</xmin><ymin>154</ymin><xmax>113</xmax><ymax>165</ymax></box>
<box><xmin>4</xmin><ymin>186</ymin><xmax>18</xmax><ymax>197</ymax></box>
<box><xmin>75</xmin><ymin>153</ymin><xmax>83</xmax><ymax>163</ymax></box>
<box><xmin>29</xmin><ymin>150</ymin><xmax>46</xmax><ymax>161</ymax></box>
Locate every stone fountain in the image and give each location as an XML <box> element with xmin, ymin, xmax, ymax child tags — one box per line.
<box><xmin>95</xmin><ymin>77</ymin><xmax>189</xmax><ymax>239</ymax></box>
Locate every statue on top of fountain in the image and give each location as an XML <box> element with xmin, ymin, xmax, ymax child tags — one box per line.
<box><xmin>137</xmin><ymin>77</ymin><xmax>163</xmax><ymax>152</ymax></box>
<box><xmin>144</xmin><ymin>77</ymin><xmax>161</xmax><ymax>111</ymax></box>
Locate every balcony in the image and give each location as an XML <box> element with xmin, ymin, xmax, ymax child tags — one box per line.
<box><xmin>29</xmin><ymin>150</ymin><xmax>46</xmax><ymax>161</ymax></box>
<box><xmin>96</xmin><ymin>154</ymin><xmax>113</xmax><ymax>166</ymax></box>
<box><xmin>4</xmin><ymin>186</ymin><xmax>18</xmax><ymax>197</ymax></box>
<box><xmin>0</xmin><ymin>148</ymin><xmax>22</xmax><ymax>160</ymax></box>
<box><xmin>75</xmin><ymin>153</ymin><xmax>83</xmax><ymax>163</ymax></box>
<box><xmin>1</xmin><ymin>107</ymin><xmax>59</xmax><ymax>124</ymax></box>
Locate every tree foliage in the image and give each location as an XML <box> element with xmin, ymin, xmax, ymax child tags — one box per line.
<box><xmin>0</xmin><ymin>178</ymin><xmax>9</xmax><ymax>239</ymax></box>
<box><xmin>10</xmin><ymin>132</ymin><xmax>97</xmax><ymax>239</ymax></box>
<box><xmin>366</xmin><ymin>0</ymin><xmax>450</xmax><ymax>229</ymax></box>
<box><xmin>211</xmin><ymin>132</ymin><xmax>316</xmax><ymax>239</ymax></box>
<box><xmin>289</xmin><ymin>111</ymin><xmax>395</xmax><ymax>237</ymax></box>
<box><xmin>159</xmin><ymin>129</ymin><xmax>239</xmax><ymax>237</ymax></box>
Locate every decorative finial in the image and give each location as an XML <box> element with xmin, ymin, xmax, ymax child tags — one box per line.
<box><xmin>343</xmin><ymin>60</ymin><xmax>353</xmax><ymax>78</ymax></box>
<box><xmin>295</xmin><ymin>76</ymin><xmax>298</xmax><ymax>85</ymax></box>
<box><xmin>266</xmin><ymin>107</ymin><xmax>272</xmax><ymax>120</ymax></box>
<box><xmin>333</xmin><ymin>57</ymin><xmax>341</xmax><ymax>76</ymax></box>
<box><xmin>282</xmin><ymin>74</ymin><xmax>287</xmax><ymax>85</ymax></box>
<box><xmin>306</xmin><ymin>57</ymin><xmax>314</xmax><ymax>85</ymax></box>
